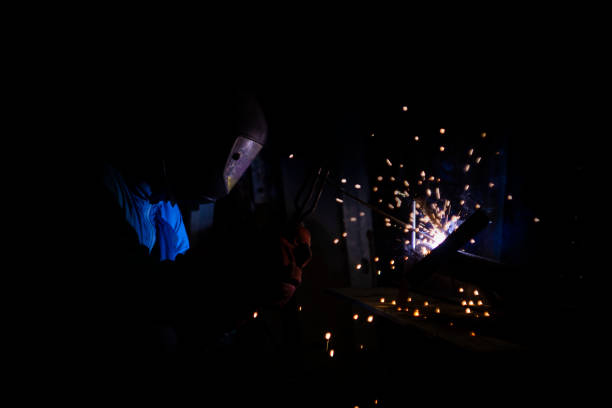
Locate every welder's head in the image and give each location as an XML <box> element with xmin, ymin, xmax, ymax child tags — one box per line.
<box><xmin>163</xmin><ymin>90</ymin><xmax>267</xmax><ymax>203</ymax></box>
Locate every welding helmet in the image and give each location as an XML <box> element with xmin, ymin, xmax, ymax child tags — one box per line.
<box><xmin>163</xmin><ymin>90</ymin><xmax>268</xmax><ymax>203</ymax></box>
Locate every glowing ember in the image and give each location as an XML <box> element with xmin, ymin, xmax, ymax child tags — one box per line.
<box><xmin>329</xmin><ymin>349</ymin><xmax>334</xmax><ymax>357</ymax></box>
<box><xmin>253</xmin><ymin>312</ymin><xmax>258</xmax><ymax>318</ymax></box>
<box><xmin>289</xmin><ymin>154</ymin><xmax>294</xmax><ymax>159</ymax></box>
<box><xmin>413</xmin><ymin>309</ymin><xmax>420</xmax><ymax>317</ymax></box>
<box><xmin>353</xmin><ymin>314</ymin><xmax>359</xmax><ymax>320</ymax></box>
<box><xmin>336</xmin><ymin>198</ymin><xmax>344</xmax><ymax>203</ymax></box>
<box><xmin>354</xmin><ymin>184</ymin><xmax>361</xmax><ymax>189</ymax></box>
<box><xmin>380</xmin><ymin>298</ymin><xmax>385</xmax><ymax>303</ymax></box>
<box><xmin>507</xmin><ymin>195</ymin><xmax>513</xmax><ymax>200</ymax></box>
<box><xmin>435</xmin><ymin>308</ymin><xmax>441</xmax><ymax>314</ymax></box>
<box><xmin>342</xmin><ymin>232</ymin><xmax>348</xmax><ymax>238</ymax></box>
<box><xmin>414</xmin><ymin>136</ymin><xmax>419</xmax><ymax>141</ymax></box>
<box><xmin>465</xmin><ymin>308</ymin><xmax>472</xmax><ymax>314</ymax></box>
<box><xmin>374</xmin><ymin>257</ymin><xmax>379</xmax><ymax>262</ymax></box>
<box><xmin>440</xmin><ymin>146</ymin><xmax>445</xmax><ymax>151</ymax></box>
<box><xmin>324</xmin><ymin>332</ymin><xmax>331</xmax><ymax>340</ymax></box>
<box><xmin>386</xmin><ymin>158</ymin><xmax>393</xmax><ymax>167</ymax></box>
<box><xmin>473</xmin><ymin>290</ymin><xmax>479</xmax><ymax>296</ymax></box>
<box><xmin>333</xmin><ymin>238</ymin><xmax>340</xmax><ymax>244</ymax></box>
<box><xmin>534</xmin><ymin>217</ymin><xmax>540</xmax><ymax>223</ymax></box>
<box><xmin>356</xmin><ymin>264</ymin><xmax>362</xmax><ymax>270</ymax></box>
<box><xmin>402</xmin><ymin>106</ymin><xmax>408</xmax><ymax>111</ymax></box>
<box><xmin>440</xmin><ymin>128</ymin><xmax>446</xmax><ymax>134</ymax></box>
<box><xmin>367</xmin><ymin>315</ymin><xmax>374</xmax><ymax>323</ymax></box>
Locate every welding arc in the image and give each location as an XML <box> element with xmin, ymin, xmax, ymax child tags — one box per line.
<box><xmin>325</xmin><ymin>179</ymin><xmax>411</xmax><ymax>229</ymax></box>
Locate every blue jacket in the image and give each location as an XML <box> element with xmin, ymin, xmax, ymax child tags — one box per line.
<box><xmin>103</xmin><ymin>164</ymin><xmax>190</xmax><ymax>261</ymax></box>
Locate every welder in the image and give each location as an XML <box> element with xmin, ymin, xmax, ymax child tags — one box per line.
<box><xmin>85</xmin><ymin>88</ymin><xmax>311</xmax><ymax>360</ymax></box>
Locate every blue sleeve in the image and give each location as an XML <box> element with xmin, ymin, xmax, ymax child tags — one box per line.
<box><xmin>159</xmin><ymin>201</ymin><xmax>190</xmax><ymax>260</ymax></box>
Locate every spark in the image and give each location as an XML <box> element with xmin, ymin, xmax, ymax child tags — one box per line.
<box><xmin>507</xmin><ymin>194</ymin><xmax>513</xmax><ymax>200</ymax></box>
<box><xmin>333</xmin><ymin>238</ymin><xmax>340</xmax><ymax>244</ymax></box>
<box><xmin>534</xmin><ymin>217</ymin><xmax>540</xmax><ymax>223</ymax></box>
<box><xmin>464</xmin><ymin>164</ymin><xmax>471</xmax><ymax>172</ymax></box>
<box><xmin>374</xmin><ymin>256</ymin><xmax>379</xmax><ymax>262</ymax></box>
<box><xmin>289</xmin><ymin>154</ymin><xmax>294</xmax><ymax>159</ymax></box>
<box><xmin>356</xmin><ymin>264</ymin><xmax>362</xmax><ymax>270</ymax></box>
<box><xmin>367</xmin><ymin>315</ymin><xmax>374</xmax><ymax>323</ymax></box>
<box><xmin>476</xmin><ymin>157</ymin><xmax>482</xmax><ymax>164</ymax></box>
<box><xmin>465</xmin><ymin>308</ymin><xmax>472</xmax><ymax>314</ymax></box>
<box><xmin>464</xmin><ymin>184</ymin><xmax>470</xmax><ymax>191</ymax></box>
<box><xmin>481</xmin><ymin>132</ymin><xmax>487</xmax><ymax>138</ymax></box>
<box><xmin>342</xmin><ymin>232</ymin><xmax>348</xmax><ymax>238</ymax></box>
<box><xmin>329</xmin><ymin>349</ymin><xmax>334</xmax><ymax>357</ymax></box>
<box><xmin>253</xmin><ymin>312</ymin><xmax>258</xmax><ymax>318</ymax></box>
<box><xmin>402</xmin><ymin>106</ymin><xmax>408</xmax><ymax>111</ymax></box>
<box><xmin>414</xmin><ymin>136</ymin><xmax>419</xmax><ymax>141</ymax></box>
<box><xmin>372</xmin><ymin>186</ymin><xmax>378</xmax><ymax>192</ymax></box>
<box><xmin>325</xmin><ymin>332</ymin><xmax>332</xmax><ymax>340</ymax></box>
<box><xmin>473</xmin><ymin>290</ymin><xmax>479</xmax><ymax>296</ymax></box>
<box><xmin>468</xmin><ymin>148</ymin><xmax>474</xmax><ymax>156</ymax></box>
<box><xmin>380</xmin><ymin>298</ymin><xmax>385</xmax><ymax>303</ymax></box>
<box><xmin>440</xmin><ymin>128</ymin><xmax>446</xmax><ymax>134</ymax></box>
<box><xmin>336</xmin><ymin>198</ymin><xmax>344</xmax><ymax>203</ymax></box>
<box><xmin>341</xmin><ymin>178</ymin><xmax>347</xmax><ymax>184</ymax></box>
<box><xmin>489</xmin><ymin>182</ymin><xmax>495</xmax><ymax>188</ymax></box>
<box><xmin>440</xmin><ymin>146</ymin><xmax>445</xmax><ymax>151</ymax></box>
<box><xmin>386</xmin><ymin>158</ymin><xmax>393</xmax><ymax>167</ymax></box>
<box><xmin>413</xmin><ymin>309</ymin><xmax>420</xmax><ymax>317</ymax></box>
<box><xmin>354</xmin><ymin>184</ymin><xmax>361</xmax><ymax>189</ymax></box>
<box><xmin>377</xmin><ymin>176</ymin><xmax>383</xmax><ymax>181</ymax></box>
<box><xmin>353</xmin><ymin>314</ymin><xmax>359</xmax><ymax>320</ymax></box>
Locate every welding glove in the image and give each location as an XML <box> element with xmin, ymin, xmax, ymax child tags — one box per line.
<box><xmin>278</xmin><ymin>225</ymin><xmax>312</xmax><ymax>305</ymax></box>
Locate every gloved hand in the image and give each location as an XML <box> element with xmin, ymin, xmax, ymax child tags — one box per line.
<box><xmin>278</xmin><ymin>224</ymin><xmax>312</xmax><ymax>306</ymax></box>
